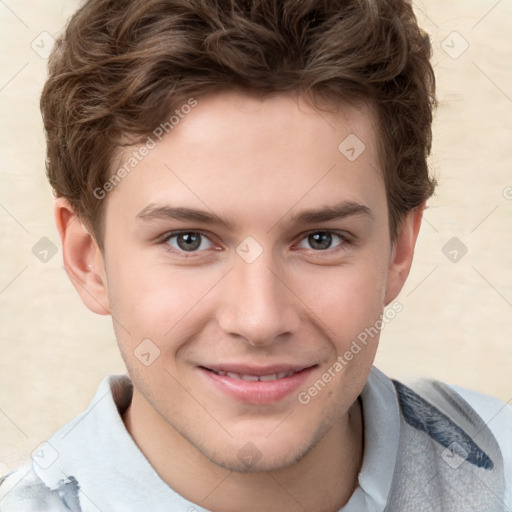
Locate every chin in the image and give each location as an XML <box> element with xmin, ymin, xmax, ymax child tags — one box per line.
<box><xmin>206</xmin><ymin>445</ymin><xmax>308</xmax><ymax>474</ymax></box>
<box><xmin>199</xmin><ymin>420</ymin><xmax>331</xmax><ymax>474</ymax></box>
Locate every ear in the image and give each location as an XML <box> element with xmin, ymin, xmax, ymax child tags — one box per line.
<box><xmin>384</xmin><ymin>202</ymin><xmax>426</xmax><ymax>305</ymax></box>
<box><xmin>54</xmin><ymin>198</ymin><xmax>110</xmax><ymax>315</ymax></box>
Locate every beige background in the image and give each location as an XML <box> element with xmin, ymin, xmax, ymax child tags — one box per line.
<box><xmin>1</xmin><ymin>0</ymin><xmax>511</xmax><ymax>474</ymax></box>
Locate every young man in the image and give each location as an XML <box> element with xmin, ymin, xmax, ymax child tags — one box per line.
<box><xmin>1</xmin><ymin>0</ymin><xmax>510</xmax><ymax>510</ymax></box>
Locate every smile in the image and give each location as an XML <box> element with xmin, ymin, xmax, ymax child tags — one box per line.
<box><xmin>209</xmin><ymin>369</ymin><xmax>298</xmax><ymax>381</ymax></box>
<box><xmin>199</xmin><ymin>365</ymin><xmax>316</xmax><ymax>404</ymax></box>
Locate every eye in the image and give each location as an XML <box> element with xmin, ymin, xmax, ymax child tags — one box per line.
<box><xmin>164</xmin><ymin>231</ymin><xmax>213</xmax><ymax>252</ymax></box>
<box><xmin>297</xmin><ymin>231</ymin><xmax>346</xmax><ymax>251</ymax></box>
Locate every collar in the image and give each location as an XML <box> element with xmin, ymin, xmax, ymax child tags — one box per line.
<box><xmin>341</xmin><ymin>366</ymin><xmax>401</xmax><ymax>512</ymax></box>
<box><xmin>33</xmin><ymin>373</ymin><xmax>210</xmax><ymax>512</ymax></box>
<box><xmin>33</xmin><ymin>366</ymin><xmax>400</xmax><ymax>512</ymax></box>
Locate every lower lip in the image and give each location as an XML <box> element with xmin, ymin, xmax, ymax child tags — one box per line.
<box><xmin>199</xmin><ymin>367</ymin><xmax>315</xmax><ymax>405</ymax></box>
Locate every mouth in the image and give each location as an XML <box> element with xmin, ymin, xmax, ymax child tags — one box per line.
<box><xmin>198</xmin><ymin>364</ymin><xmax>316</xmax><ymax>404</ymax></box>
<box><xmin>208</xmin><ymin>369</ymin><xmax>298</xmax><ymax>381</ymax></box>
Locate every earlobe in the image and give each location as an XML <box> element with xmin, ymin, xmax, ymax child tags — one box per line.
<box><xmin>54</xmin><ymin>198</ymin><xmax>111</xmax><ymax>315</ymax></box>
<box><xmin>384</xmin><ymin>202</ymin><xmax>426</xmax><ymax>305</ymax></box>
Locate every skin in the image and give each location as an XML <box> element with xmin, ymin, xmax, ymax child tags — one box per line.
<box><xmin>55</xmin><ymin>89</ymin><xmax>424</xmax><ymax>512</ymax></box>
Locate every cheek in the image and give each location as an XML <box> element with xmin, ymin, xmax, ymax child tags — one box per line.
<box><xmin>106</xmin><ymin>258</ymin><xmax>225</xmax><ymax>346</ymax></box>
<box><xmin>297</xmin><ymin>256</ymin><xmax>388</xmax><ymax>343</ymax></box>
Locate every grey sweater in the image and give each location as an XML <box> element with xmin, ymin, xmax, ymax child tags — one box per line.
<box><xmin>385</xmin><ymin>379</ymin><xmax>505</xmax><ymax>511</ymax></box>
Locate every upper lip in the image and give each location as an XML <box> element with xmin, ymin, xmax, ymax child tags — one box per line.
<box><xmin>200</xmin><ymin>364</ymin><xmax>316</xmax><ymax>376</ymax></box>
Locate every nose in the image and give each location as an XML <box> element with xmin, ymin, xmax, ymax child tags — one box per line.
<box><xmin>216</xmin><ymin>251</ymin><xmax>301</xmax><ymax>347</ymax></box>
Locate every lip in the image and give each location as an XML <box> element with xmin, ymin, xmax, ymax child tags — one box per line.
<box><xmin>198</xmin><ymin>364</ymin><xmax>316</xmax><ymax>405</ymax></box>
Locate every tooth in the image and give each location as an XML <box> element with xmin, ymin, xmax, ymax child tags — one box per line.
<box><xmin>222</xmin><ymin>371</ymin><xmax>297</xmax><ymax>381</ymax></box>
<box><xmin>241</xmin><ymin>374</ymin><xmax>259</xmax><ymax>381</ymax></box>
<box><xmin>259</xmin><ymin>374</ymin><xmax>278</xmax><ymax>381</ymax></box>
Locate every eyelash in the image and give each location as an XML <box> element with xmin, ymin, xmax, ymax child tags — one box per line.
<box><xmin>159</xmin><ymin>230</ymin><xmax>352</xmax><ymax>258</ymax></box>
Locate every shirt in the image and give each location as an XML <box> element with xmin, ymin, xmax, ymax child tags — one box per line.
<box><xmin>1</xmin><ymin>366</ymin><xmax>511</xmax><ymax>511</ymax></box>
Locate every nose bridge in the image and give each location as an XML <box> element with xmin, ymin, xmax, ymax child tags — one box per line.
<box><xmin>217</xmin><ymin>249</ymin><xmax>299</xmax><ymax>345</ymax></box>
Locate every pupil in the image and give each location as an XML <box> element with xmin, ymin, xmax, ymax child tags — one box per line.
<box><xmin>309</xmin><ymin>232</ymin><xmax>332</xmax><ymax>250</ymax></box>
<box><xmin>177</xmin><ymin>233</ymin><xmax>201</xmax><ymax>251</ymax></box>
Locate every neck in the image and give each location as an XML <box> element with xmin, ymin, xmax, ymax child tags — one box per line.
<box><xmin>123</xmin><ymin>392</ymin><xmax>363</xmax><ymax>512</ymax></box>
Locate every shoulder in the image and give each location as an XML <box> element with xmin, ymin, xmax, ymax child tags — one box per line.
<box><xmin>446</xmin><ymin>382</ymin><xmax>512</xmax><ymax>502</ymax></box>
<box><xmin>393</xmin><ymin>378</ymin><xmax>511</xmax><ymax>454</ymax></box>
<box><xmin>0</xmin><ymin>465</ymin><xmax>82</xmax><ymax>512</ymax></box>
<box><xmin>0</xmin><ymin>374</ymin><xmax>131</xmax><ymax>512</ymax></box>
<box><xmin>391</xmin><ymin>377</ymin><xmax>512</xmax><ymax>508</ymax></box>
<box><xmin>446</xmin><ymin>382</ymin><xmax>512</xmax><ymax>431</ymax></box>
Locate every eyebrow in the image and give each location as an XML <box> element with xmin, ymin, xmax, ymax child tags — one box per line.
<box><xmin>136</xmin><ymin>204</ymin><xmax>234</xmax><ymax>229</ymax></box>
<box><xmin>136</xmin><ymin>201</ymin><xmax>373</xmax><ymax>230</ymax></box>
<box><xmin>290</xmin><ymin>201</ymin><xmax>373</xmax><ymax>224</ymax></box>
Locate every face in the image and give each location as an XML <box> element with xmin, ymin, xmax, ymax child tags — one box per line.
<box><xmin>92</xmin><ymin>90</ymin><xmax>404</xmax><ymax>472</ymax></box>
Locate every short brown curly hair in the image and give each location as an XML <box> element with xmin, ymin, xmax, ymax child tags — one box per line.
<box><xmin>41</xmin><ymin>0</ymin><xmax>436</xmax><ymax>247</ymax></box>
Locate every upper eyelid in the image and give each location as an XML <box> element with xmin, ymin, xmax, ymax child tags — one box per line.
<box><xmin>160</xmin><ymin>229</ymin><xmax>213</xmax><ymax>241</ymax></box>
<box><xmin>295</xmin><ymin>229</ymin><xmax>349</xmax><ymax>240</ymax></box>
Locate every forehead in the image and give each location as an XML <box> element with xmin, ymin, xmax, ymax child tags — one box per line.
<box><xmin>106</xmin><ymin>90</ymin><xmax>386</xmax><ymax>230</ymax></box>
